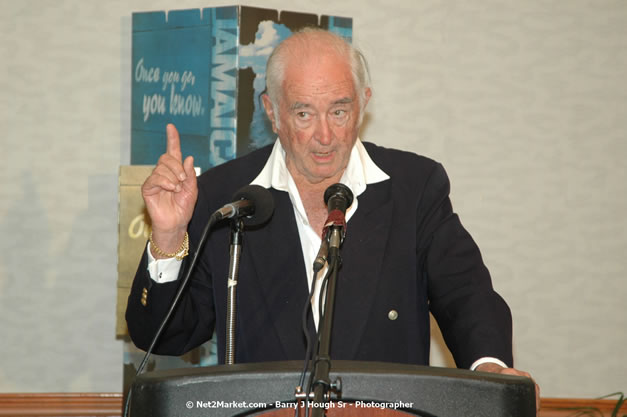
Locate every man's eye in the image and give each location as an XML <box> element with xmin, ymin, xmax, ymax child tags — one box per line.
<box><xmin>333</xmin><ymin>110</ymin><xmax>347</xmax><ymax>117</ymax></box>
<box><xmin>297</xmin><ymin>111</ymin><xmax>309</xmax><ymax>118</ymax></box>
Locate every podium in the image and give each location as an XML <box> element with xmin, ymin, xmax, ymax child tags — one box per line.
<box><xmin>130</xmin><ymin>361</ymin><xmax>535</xmax><ymax>417</ymax></box>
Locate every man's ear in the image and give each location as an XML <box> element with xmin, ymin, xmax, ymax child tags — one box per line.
<box><xmin>364</xmin><ymin>87</ymin><xmax>372</xmax><ymax>108</ymax></box>
<box><xmin>357</xmin><ymin>87</ymin><xmax>372</xmax><ymax>126</ymax></box>
<box><xmin>261</xmin><ymin>94</ymin><xmax>278</xmax><ymax>133</ymax></box>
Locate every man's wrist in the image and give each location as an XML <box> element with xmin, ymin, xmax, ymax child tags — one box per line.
<box><xmin>470</xmin><ymin>357</ymin><xmax>509</xmax><ymax>371</ymax></box>
<box><xmin>149</xmin><ymin>228</ymin><xmax>188</xmax><ymax>259</ymax></box>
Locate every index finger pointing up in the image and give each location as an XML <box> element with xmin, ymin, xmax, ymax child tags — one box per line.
<box><xmin>166</xmin><ymin>123</ymin><xmax>183</xmax><ymax>162</ymax></box>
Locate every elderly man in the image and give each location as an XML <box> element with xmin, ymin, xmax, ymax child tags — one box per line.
<box><xmin>126</xmin><ymin>28</ymin><xmax>538</xmax><ymax>408</ymax></box>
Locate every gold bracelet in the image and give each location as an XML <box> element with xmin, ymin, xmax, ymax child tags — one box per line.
<box><xmin>149</xmin><ymin>231</ymin><xmax>189</xmax><ymax>261</ymax></box>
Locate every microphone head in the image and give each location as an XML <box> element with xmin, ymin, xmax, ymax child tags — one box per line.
<box><xmin>231</xmin><ymin>185</ymin><xmax>275</xmax><ymax>227</ymax></box>
<box><xmin>324</xmin><ymin>183</ymin><xmax>354</xmax><ymax>212</ymax></box>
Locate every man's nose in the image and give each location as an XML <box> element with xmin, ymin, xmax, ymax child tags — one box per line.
<box><xmin>313</xmin><ymin>117</ymin><xmax>332</xmax><ymax>145</ymax></box>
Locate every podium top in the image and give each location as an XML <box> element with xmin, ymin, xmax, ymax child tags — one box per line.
<box><xmin>131</xmin><ymin>360</ymin><xmax>535</xmax><ymax>417</ymax></box>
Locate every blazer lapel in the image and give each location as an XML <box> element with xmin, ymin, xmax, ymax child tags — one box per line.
<box><xmin>330</xmin><ymin>180</ymin><xmax>394</xmax><ymax>359</ymax></box>
<box><xmin>244</xmin><ymin>189</ymin><xmax>312</xmax><ymax>358</ymax></box>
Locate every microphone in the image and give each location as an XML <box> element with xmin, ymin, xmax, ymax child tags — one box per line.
<box><xmin>213</xmin><ymin>185</ymin><xmax>274</xmax><ymax>227</ymax></box>
<box><xmin>324</xmin><ymin>183</ymin><xmax>354</xmax><ymax>229</ymax></box>
<box><xmin>313</xmin><ymin>183</ymin><xmax>354</xmax><ymax>272</ymax></box>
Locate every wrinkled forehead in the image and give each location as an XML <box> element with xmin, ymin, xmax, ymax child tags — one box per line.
<box><xmin>282</xmin><ymin>65</ymin><xmax>355</xmax><ymax>109</ymax></box>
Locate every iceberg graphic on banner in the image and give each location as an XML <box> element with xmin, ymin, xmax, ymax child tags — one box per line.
<box><xmin>130</xmin><ymin>6</ymin><xmax>353</xmax><ymax>173</ymax></box>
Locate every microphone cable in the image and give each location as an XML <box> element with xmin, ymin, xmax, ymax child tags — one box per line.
<box><xmin>294</xmin><ymin>266</ymin><xmax>319</xmax><ymax>417</ymax></box>
<box><xmin>122</xmin><ymin>210</ymin><xmax>221</xmax><ymax>417</ymax></box>
<box><xmin>295</xmin><ymin>259</ymin><xmax>335</xmax><ymax>417</ymax></box>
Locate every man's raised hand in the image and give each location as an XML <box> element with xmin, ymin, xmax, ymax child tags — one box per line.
<box><xmin>141</xmin><ymin>124</ymin><xmax>198</xmax><ymax>257</ymax></box>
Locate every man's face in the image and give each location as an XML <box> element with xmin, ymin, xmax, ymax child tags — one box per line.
<box><xmin>263</xmin><ymin>51</ymin><xmax>370</xmax><ymax>187</ymax></box>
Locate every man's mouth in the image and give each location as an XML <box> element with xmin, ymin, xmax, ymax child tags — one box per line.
<box><xmin>313</xmin><ymin>150</ymin><xmax>333</xmax><ymax>158</ymax></box>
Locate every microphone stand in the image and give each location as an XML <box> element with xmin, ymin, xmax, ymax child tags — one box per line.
<box><xmin>225</xmin><ymin>218</ymin><xmax>244</xmax><ymax>365</ymax></box>
<box><xmin>310</xmin><ymin>227</ymin><xmax>343</xmax><ymax>416</ymax></box>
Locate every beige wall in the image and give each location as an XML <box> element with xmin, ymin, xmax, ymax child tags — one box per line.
<box><xmin>1</xmin><ymin>0</ymin><xmax>625</xmax><ymax>397</ymax></box>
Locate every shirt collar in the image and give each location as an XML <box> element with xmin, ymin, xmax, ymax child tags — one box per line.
<box><xmin>250</xmin><ymin>138</ymin><xmax>390</xmax><ymax>196</ymax></box>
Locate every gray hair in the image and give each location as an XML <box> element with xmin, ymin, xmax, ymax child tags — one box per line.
<box><xmin>265</xmin><ymin>27</ymin><xmax>371</xmax><ymax>127</ymax></box>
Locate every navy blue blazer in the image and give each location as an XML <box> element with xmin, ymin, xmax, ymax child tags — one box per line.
<box><xmin>126</xmin><ymin>142</ymin><xmax>513</xmax><ymax>369</ymax></box>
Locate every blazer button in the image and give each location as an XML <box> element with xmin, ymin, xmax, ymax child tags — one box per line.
<box><xmin>388</xmin><ymin>310</ymin><xmax>398</xmax><ymax>321</ymax></box>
